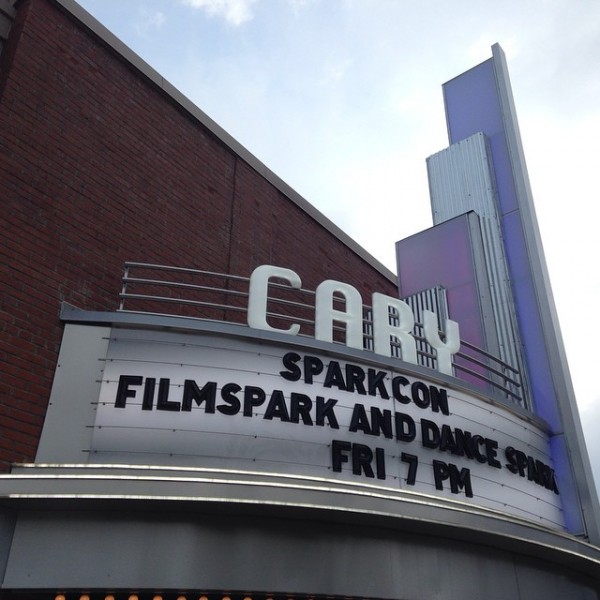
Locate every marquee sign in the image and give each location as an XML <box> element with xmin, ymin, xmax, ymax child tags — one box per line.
<box><xmin>92</xmin><ymin>325</ymin><xmax>563</xmax><ymax>530</ymax></box>
<box><xmin>246</xmin><ymin>265</ymin><xmax>460</xmax><ymax>375</ymax></box>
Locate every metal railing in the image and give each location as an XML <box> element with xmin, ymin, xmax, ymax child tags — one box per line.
<box><xmin>118</xmin><ymin>262</ymin><xmax>527</xmax><ymax>407</ymax></box>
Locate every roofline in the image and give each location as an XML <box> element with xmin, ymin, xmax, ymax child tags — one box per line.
<box><xmin>51</xmin><ymin>0</ymin><xmax>397</xmax><ymax>284</ymax></box>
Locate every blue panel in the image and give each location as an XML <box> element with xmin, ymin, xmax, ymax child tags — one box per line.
<box><xmin>396</xmin><ymin>214</ymin><xmax>491</xmax><ymax>389</ymax></box>
<box><xmin>440</xmin><ymin>50</ymin><xmax>591</xmax><ymax>536</ymax></box>
<box><xmin>444</xmin><ymin>60</ymin><xmax>500</xmax><ymax>144</ymax></box>
<box><xmin>443</xmin><ymin>57</ymin><xmax>559</xmax><ymax>424</ymax></box>
<box><xmin>550</xmin><ymin>434</ymin><xmax>585</xmax><ymax>535</ymax></box>
<box><xmin>396</xmin><ymin>214</ymin><xmax>484</xmax><ymax>347</ymax></box>
<box><xmin>501</xmin><ymin>211</ymin><xmax>560</xmax><ymax>429</ymax></box>
<box><xmin>443</xmin><ymin>59</ymin><xmax>518</xmax><ymax>215</ymax></box>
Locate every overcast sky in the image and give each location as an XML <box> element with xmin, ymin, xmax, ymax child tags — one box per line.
<box><xmin>74</xmin><ymin>0</ymin><xmax>600</xmax><ymax>497</ymax></box>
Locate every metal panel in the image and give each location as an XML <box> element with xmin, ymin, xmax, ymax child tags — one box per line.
<box><xmin>427</xmin><ymin>132</ymin><xmax>529</xmax><ymax>406</ymax></box>
<box><xmin>1</xmin><ymin>503</ymin><xmax>598</xmax><ymax>597</ymax></box>
<box><xmin>402</xmin><ymin>285</ymin><xmax>448</xmax><ymax>371</ymax></box>
<box><xmin>0</xmin><ymin>510</ymin><xmax>547</xmax><ymax>595</ymax></box>
<box><xmin>35</xmin><ymin>324</ymin><xmax>110</xmax><ymax>463</ymax></box>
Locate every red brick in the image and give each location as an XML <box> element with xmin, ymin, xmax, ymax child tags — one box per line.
<box><xmin>0</xmin><ymin>0</ymin><xmax>397</xmax><ymax>469</ymax></box>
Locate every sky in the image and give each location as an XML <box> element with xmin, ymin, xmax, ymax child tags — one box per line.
<box><xmin>74</xmin><ymin>0</ymin><xmax>600</xmax><ymax>498</ymax></box>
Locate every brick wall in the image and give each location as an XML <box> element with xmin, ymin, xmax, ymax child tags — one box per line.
<box><xmin>0</xmin><ymin>0</ymin><xmax>397</xmax><ymax>469</ymax></box>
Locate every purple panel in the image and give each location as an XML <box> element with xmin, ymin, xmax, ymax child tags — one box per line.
<box><xmin>550</xmin><ymin>435</ymin><xmax>585</xmax><ymax>534</ymax></box>
<box><xmin>396</xmin><ymin>214</ymin><xmax>489</xmax><ymax>388</ymax></box>
<box><xmin>396</xmin><ymin>215</ymin><xmax>481</xmax><ymax>341</ymax></box>
<box><xmin>502</xmin><ymin>211</ymin><xmax>560</xmax><ymax>428</ymax></box>
<box><xmin>443</xmin><ymin>59</ymin><xmax>518</xmax><ymax>215</ymax></box>
<box><xmin>444</xmin><ymin>60</ymin><xmax>500</xmax><ymax>144</ymax></box>
<box><xmin>443</xmin><ymin>57</ymin><xmax>560</xmax><ymax>422</ymax></box>
<box><xmin>397</xmin><ymin>216</ymin><xmax>476</xmax><ymax>291</ymax></box>
<box><xmin>442</xmin><ymin>50</ymin><xmax>587</xmax><ymax>535</ymax></box>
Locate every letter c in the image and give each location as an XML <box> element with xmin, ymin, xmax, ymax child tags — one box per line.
<box><xmin>247</xmin><ymin>265</ymin><xmax>301</xmax><ymax>335</ymax></box>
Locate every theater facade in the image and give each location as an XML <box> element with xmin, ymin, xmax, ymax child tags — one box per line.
<box><xmin>1</xmin><ymin>1</ymin><xmax>599</xmax><ymax>599</ymax></box>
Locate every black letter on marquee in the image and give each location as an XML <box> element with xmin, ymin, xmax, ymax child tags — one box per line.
<box><xmin>370</xmin><ymin>407</ymin><xmax>393</xmax><ymax>439</ymax></box>
<box><xmin>543</xmin><ymin>465</ymin><xmax>559</xmax><ymax>494</ymax></box>
<box><xmin>243</xmin><ymin>385</ymin><xmax>266</xmax><ymax>417</ymax></box>
<box><xmin>505</xmin><ymin>446</ymin><xmax>518</xmax><ymax>473</ymax></box>
<box><xmin>218</xmin><ymin>383</ymin><xmax>241</xmax><ymax>415</ymax></box>
<box><xmin>449</xmin><ymin>464</ymin><xmax>473</xmax><ymax>497</ymax></box>
<box><xmin>304</xmin><ymin>355</ymin><xmax>324</xmax><ymax>384</ymax></box>
<box><xmin>429</xmin><ymin>386</ymin><xmax>449</xmax><ymax>415</ymax></box>
<box><xmin>115</xmin><ymin>375</ymin><xmax>142</xmax><ymax>408</ymax></box>
<box><xmin>411</xmin><ymin>382</ymin><xmax>430</xmax><ymax>409</ymax></box>
<box><xmin>331</xmin><ymin>440</ymin><xmax>351</xmax><ymax>472</ymax></box>
<box><xmin>280</xmin><ymin>352</ymin><xmax>302</xmax><ymax>381</ymax></box>
<box><xmin>290</xmin><ymin>393</ymin><xmax>313</xmax><ymax>425</ymax></box>
<box><xmin>368</xmin><ymin>368</ymin><xmax>389</xmax><ymax>399</ymax></box>
<box><xmin>433</xmin><ymin>460</ymin><xmax>473</xmax><ymax>497</ymax></box>
<box><xmin>264</xmin><ymin>389</ymin><xmax>290</xmax><ymax>421</ymax></box>
<box><xmin>485</xmin><ymin>438</ymin><xmax>501</xmax><ymax>469</ymax></box>
<box><xmin>454</xmin><ymin>428</ymin><xmax>475</xmax><ymax>459</ymax></box>
<box><xmin>142</xmin><ymin>377</ymin><xmax>155</xmax><ymax>411</ymax></box>
<box><xmin>352</xmin><ymin>443</ymin><xmax>375</xmax><ymax>478</ymax></box>
<box><xmin>349</xmin><ymin>404</ymin><xmax>372</xmax><ymax>435</ymax></box>
<box><xmin>439</xmin><ymin>424</ymin><xmax>457</xmax><ymax>454</ymax></box>
<box><xmin>316</xmin><ymin>397</ymin><xmax>339</xmax><ymax>428</ymax></box>
<box><xmin>513</xmin><ymin>449</ymin><xmax>528</xmax><ymax>476</ymax></box>
<box><xmin>421</xmin><ymin>419</ymin><xmax>440</xmax><ymax>448</ymax></box>
<box><xmin>433</xmin><ymin>460</ymin><xmax>449</xmax><ymax>491</ymax></box>
<box><xmin>324</xmin><ymin>361</ymin><xmax>346</xmax><ymax>391</ymax></box>
<box><xmin>182</xmin><ymin>380</ymin><xmax>216</xmax><ymax>413</ymax></box>
<box><xmin>346</xmin><ymin>364</ymin><xmax>367</xmax><ymax>395</ymax></box>
<box><xmin>392</xmin><ymin>376</ymin><xmax>411</xmax><ymax>403</ymax></box>
<box><xmin>376</xmin><ymin>447</ymin><xmax>386</xmax><ymax>480</ymax></box>
<box><xmin>395</xmin><ymin>412</ymin><xmax>416</xmax><ymax>442</ymax></box>
<box><xmin>157</xmin><ymin>378</ymin><xmax>180</xmax><ymax>411</ymax></box>
<box><xmin>471</xmin><ymin>435</ymin><xmax>487</xmax><ymax>463</ymax></box>
<box><xmin>401</xmin><ymin>452</ymin><xmax>418</xmax><ymax>486</ymax></box>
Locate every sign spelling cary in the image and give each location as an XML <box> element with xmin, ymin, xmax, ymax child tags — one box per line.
<box><xmin>88</xmin><ymin>263</ymin><xmax>562</xmax><ymax>529</ymax></box>
<box><xmin>247</xmin><ymin>265</ymin><xmax>460</xmax><ymax>375</ymax></box>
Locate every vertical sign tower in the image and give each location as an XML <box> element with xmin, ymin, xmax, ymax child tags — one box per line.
<box><xmin>397</xmin><ymin>44</ymin><xmax>600</xmax><ymax>541</ymax></box>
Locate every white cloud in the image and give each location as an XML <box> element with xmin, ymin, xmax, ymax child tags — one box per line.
<box><xmin>288</xmin><ymin>0</ymin><xmax>317</xmax><ymax>16</ymax></box>
<box><xmin>319</xmin><ymin>58</ymin><xmax>353</xmax><ymax>86</ymax></box>
<box><xmin>181</xmin><ymin>0</ymin><xmax>257</xmax><ymax>26</ymax></box>
<box><xmin>134</xmin><ymin>8</ymin><xmax>166</xmax><ymax>37</ymax></box>
<box><xmin>467</xmin><ymin>34</ymin><xmax>520</xmax><ymax>63</ymax></box>
<box><xmin>580</xmin><ymin>401</ymin><xmax>600</xmax><ymax>499</ymax></box>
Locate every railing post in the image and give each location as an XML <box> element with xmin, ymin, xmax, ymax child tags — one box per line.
<box><xmin>119</xmin><ymin>263</ymin><xmax>130</xmax><ymax>311</ymax></box>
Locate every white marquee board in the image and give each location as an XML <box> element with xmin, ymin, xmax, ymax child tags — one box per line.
<box><xmin>91</xmin><ymin>327</ymin><xmax>564</xmax><ymax>530</ymax></box>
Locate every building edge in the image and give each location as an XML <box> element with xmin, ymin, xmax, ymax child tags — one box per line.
<box><xmin>490</xmin><ymin>43</ymin><xmax>600</xmax><ymax>544</ymax></box>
